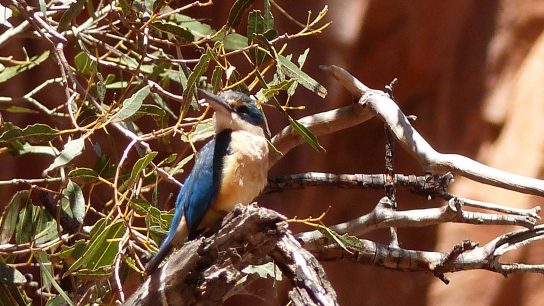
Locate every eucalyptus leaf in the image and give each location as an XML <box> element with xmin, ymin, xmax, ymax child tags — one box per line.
<box><xmin>151</xmin><ymin>20</ymin><xmax>195</xmax><ymax>41</ymax></box>
<box><xmin>182</xmin><ymin>53</ymin><xmax>210</xmax><ymax>107</ymax></box>
<box><xmin>277</xmin><ymin>55</ymin><xmax>327</xmax><ymax>98</ymax></box>
<box><xmin>211</xmin><ymin>66</ymin><xmax>223</xmax><ymax>93</ymax></box>
<box><xmin>74</xmin><ymin>51</ymin><xmax>97</xmax><ymax>75</ymax></box>
<box><xmin>58</xmin><ymin>0</ymin><xmax>86</xmax><ymax>31</ymax></box>
<box><xmin>44</xmin><ymin>136</ymin><xmax>86</xmax><ymax>173</ymax></box>
<box><xmin>227</xmin><ymin>0</ymin><xmax>255</xmax><ymax>28</ymax></box>
<box><xmin>15</xmin><ymin>199</ymin><xmax>33</xmax><ymax>244</ymax></box>
<box><xmin>96</xmin><ymin>73</ymin><xmax>106</xmax><ymax>103</ymax></box>
<box><xmin>0</xmin><ymin>50</ymin><xmax>50</xmax><ymax>83</ymax></box>
<box><xmin>223</xmin><ymin>33</ymin><xmax>249</xmax><ymax>51</ymax></box>
<box><xmin>112</xmin><ymin>85</ymin><xmax>150</xmax><ymax>121</ymax></box>
<box><xmin>67</xmin><ymin>219</ymin><xmax>126</xmax><ymax>274</ymax></box>
<box><xmin>263</xmin><ymin>0</ymin><xmax>274</xmax><ymax>32</ymax></box>
<box><xmin>62</xmin><ymin>180</ymin><xmax>85</xmax><ymax>223</ymax></box>
<box><xmin>288</xmin><ymin>116</ymin><xmax>324</xmax><ymax>152</ymax></box>
<box><xmin>0</xmin><ymin>123</ymin><xmax>60</xmax><ymax>144</ymax></box>
<box><xmin>0</xmin><ymin>190</ymin><xmax>29</xmax><ymax>243</ymax></box>
<box><xmin>68</xmin><ymin>167</ymin><xmax>99</xmax><ymax>180</ymax></box>
<box><xmin>242</xmin><ymin>262</ymin><xmax>282</xmax><ymax>281</ymax></box>
<box><xmin>123</xmin><ymin>151</ymin><xmax>158</xmax><ymax>191</ymax></box>
<box><xmin>36</xmin><ymin>251</ymin><xmax>75</xmax><ymax>306</ymax></box>
<box><xmin>168</xmin><ymin>14</ymin><xmax>213</xmax><ymax>39</ymax></box>
<box><xmin>0</xmin><ymin>259</ymin><xmax>26</xmax><ymax>284</ymax></box>
<box><xmin>11</xmin><ymin>142</ymin><xmax>58</xmax><ymax>156</ymax></box>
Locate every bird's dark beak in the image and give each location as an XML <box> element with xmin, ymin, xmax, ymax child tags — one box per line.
<box><xmin>197</xmin><ymin>89</ymin><xmax>233</xmax><ymax>115</ymax></box>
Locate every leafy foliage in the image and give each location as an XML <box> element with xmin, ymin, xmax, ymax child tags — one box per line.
<box><xmin>0</xmin><ymin>0</ymin><xmax>329</xmax><ymax>304</ymax></box>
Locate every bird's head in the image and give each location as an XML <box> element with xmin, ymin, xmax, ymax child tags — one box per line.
<box><xmin>198</xmin><ymin>89</ymin><xmax>266</xmax><ymax>136</ymax></box>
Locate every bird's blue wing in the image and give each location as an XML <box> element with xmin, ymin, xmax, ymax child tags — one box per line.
<box><xmin>145</xmin><ymin>140</ymin><xmax>219</xmax><ymax>274</ymax></box>
<box><xmin>181</xmin><ymin>139</ymin><xmax>218</xmax><ymax>235</ymax></box>
<box><xmin>183</xmin><ymin>131</ymin><xmax>232</xmax><ymax>236</ymax></box>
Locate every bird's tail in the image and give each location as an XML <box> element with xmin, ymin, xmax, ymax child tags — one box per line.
<box><xmin>144</xmin><ymin>242</ymin><xmax>173</xmax><ymax>275</ymax></box>
<box><xmin>144</xmin><ymin>216</ymin><xmax>189</xmax><ymax>275</ymax></box>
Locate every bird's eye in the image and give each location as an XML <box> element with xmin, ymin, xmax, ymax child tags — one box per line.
<box><xmin>236</xmin><ymin>105</ymin><xmax>248</xmax><ymax>113</ymax></box>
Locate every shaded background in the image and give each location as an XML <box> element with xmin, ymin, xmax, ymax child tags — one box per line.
<box><xmin>1</xmin><ymin>0</ymin><xmax>543</xmax><ymax>305</ymax></box>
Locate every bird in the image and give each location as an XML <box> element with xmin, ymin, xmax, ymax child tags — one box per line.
<box><xmin>144</xmin><ymin>89</ymin><xmax>269</xmax><ymax>275</ymax></box>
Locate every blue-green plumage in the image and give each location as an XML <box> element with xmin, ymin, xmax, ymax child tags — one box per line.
<box><xmin>145</xmin><ymin>90</ymin><xmax>268</xmax><ymax>275</ymax></box>
<box><xmin>183</xmin><ymin>130</ymin><xmax>231</xmax><ymax>238</ymax></box>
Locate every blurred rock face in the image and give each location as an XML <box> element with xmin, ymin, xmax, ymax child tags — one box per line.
<box><xmin>264</xmin><ymin>1</ymin><xmax>544</xmax><ymax>305</ymax></box>
<box><xmin>1</xmin><ymin>0</ymin><xmax>542</xmax><ymax>305</ymax></box>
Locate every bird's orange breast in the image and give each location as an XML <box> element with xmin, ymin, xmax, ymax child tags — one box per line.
<box><xmin>211</xmin><ymin>130</ymin><xmax>269</xmax><ymax>213</ymax></box>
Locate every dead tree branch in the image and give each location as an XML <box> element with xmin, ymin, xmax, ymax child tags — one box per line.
<box><xmin>298</xmin><ymin>197</ymin><xmax>540</xmax><ymax>251</ymax></box>
<box><xmin>265</xmin><ymin>172</ymin><xmax>454</xmax><ymax>198</ymax></box>
<box><xmin>270</xmin><ymin>65</ymin><xmax>544</xmax><ymax>196</ymax></box>
<box><xmin>308</xmin><ymin>223</ymin><xmax>544</xmax><ymax>284</ymax></box>
<box><xmin>125</xmin><ymin>205</ymin><xmax>339</xmax><ymax>306</ymax></box>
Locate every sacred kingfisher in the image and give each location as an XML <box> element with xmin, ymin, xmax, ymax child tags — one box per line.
<box><xmin>145</xmin><ymin>90</ymin><xmax>269</xmax><ymax>274</ymax></box>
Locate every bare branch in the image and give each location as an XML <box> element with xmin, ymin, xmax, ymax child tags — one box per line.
<box><xmin>270</xmin><ymin>104</ymin><xmax>374</xmax><ymax>166</ymax></box>
<box><xmin>265</xmin><ymin>172</ymin><xmax>453</xmax><ymax>197</ymax></box>
<box><xmin>320</xmin><ymin>65</ymin><xmax>544</xmax><ymax>196</ymax></box>
<box><xmin>298</xmin><ymin>197</ymin><xmax>539</xmax><ymax>250</ymax></box>
<box><xmin>125</xmin><ymin>205</ymin><xmax>338</xmax><ymax>306</ymax></box>
<box><xmin>308</xmin><ymin>224</ymin><xmax>544</xmax><ymax>279</ymax></box>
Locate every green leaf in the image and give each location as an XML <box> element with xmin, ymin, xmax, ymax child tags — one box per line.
<box><xmin>0</xmin><ymin>105</ymin><xmax>38</xmax><ymax>114</ymax></box>
<box><xmin>123</xmin><ymin>151</ymin><xmax>158</xmax><ymax>190</ymax></box>
<box><xmin>297</xmin><ymin>48</ymin><xmax>310</xmax><ymax>67</ymax></box>
<box><xmin>44</xmin><ymin>136</ymin><xmax>86</xmax><ymax>173</ymax></box>
<box><xmin>68</xmin><ymin>167</ymin><xmax>99</xmax><ymax>181</ymax></box>
<box><xmin>168</xmin><ymin>153</ymin><xmax>194</xmax><ymax>176</ymax></box>
<box><xmin>263</xmin><ymin>0</ymin><xmax>274</xmax><ymax>32</ymax></box>
<box><xmin>211</xmin><ymin>66</ymin><xmax>223</xmax><ymax>93</ymax></box>
<box><xmin>134</xmin><ymin>104</ymin><xmax>167</xmax><ymax>119</ymax></box>
<box><xmin>242</xmin><ymin>262</ymin><xmax>282</xmax><ymax>281</ymax></box>
<box><xmin>287</xmin><ymin>48</ymin><xmax>311</xmax><ymax>96</ymax></box>
<box><xmin>0</xmin><ymin>258</ymin><xmax>26</xmax><ymax>284</ymax></box>
<box><xmin>62</xmin><ymin>180</ymin><xmax>85</xmax><ymax>223</ymax></box>
<box><xmin>168</xmin><ymin>14</ymin><xmax>213</xmax><ymax>39</ymax></box>
<box><xmin>105</xmin><ymin>81</ymin><xmax>129</xmax><ymax>89</ymax></box>
<box><xmin>57</xmin><ymin>240</ymin><xmax>87</xmax><ymax>260</ymax></box>
<box><xmin>0</xmin><ymin>255</ymin><xmax>31</xmax><ymax>306</ymax></box>
<box><xmin>0</xmin><ymin>190</ymin><xmax>29</xmax><ymax>243</ymax></box>
<box><xmin>277</xmin><ymin>55</ymin><xmax>327</xmax><ymax>98</ymax></box>
<box><xmin>182</xmin><ymin>53</ymin><xmax>210</xmax><ymax>107</ymax></box>
<box><xmin>247</xmin><ymin>10</ymin><xmax>265</xmax><ymax>41</ymax></box>
<box><xmin>10</xmin><ymin>142</ymin><xmax>58</xmax><ymax>156</ymax></box>
<box><xmin>15</xmin><ymin>198</ymin><xmax>33</xmax><ymax>244</ymax></box>
<box><xmin>112</xmin><ymin>85</ymin><xmax>150</xmax><ymax>121</ymax></box>
<box><xmin>259</xmin><ymin>79</ymin><xmax>296</xmax><ymax>101</ymax></box>
<box><xmin>58</xmin><ymin>0</ymin><xmax>86</xmax><ymax>31</ymax></box>
<box><xmin>0</xmin><ymin>50</ymin><xmax>50</xmax><ymax>83</ymax></box>
<box><xmin>222</xmin><ymin>33</ymin><xmax>249</xmax><ymax>51</ymax></box>
<box><xmin>227</xmin><ymin>0</ymin><xmax>255</xmax><ymax>28</ymax></box>
<box><xmin>33</xmin><ymin>208</ymin><xmax>58</xmax><ymax>245</ymax></box>
<box><xmin>130</xmin><ymin>198</ymin><xmax>169</xmax><ymax>230</ymax></box>
<box><xmin>67</xmin><ymin>219</ymin><xmax>126</xmax><ymax>274</ymax></box>
<box><xmin>96</xmin><ymin>73</ymin><xmax>106</xmax><ymax>103</ymax></box>
<box><xmin>159</xmin><ymin>153</ymin><xmax>177</xmax><ymax>166</ymax></box>
<box><xmin>180</xmin><ymin>119</ymin><xmax>214</xmax><ymax>143</ymax></box>
<box><xmin>247</xmin><ymin>11</ymin><xmax>271</xmax><ymax>66</ymax></box>
<box><xmin>288</xmin><ymin>116</ymin><xmax>324</xmax><ymax>152</ymax></box>
<box><xmin>35</xmin><ymin>251</ymin><xmax>53</xmax><ymax>291</ymax></box>
<box><xmin>35</xmin><ymin>251</ymin><xmax>75</xmax><ymax>306</ymax></box>
<box><xmin>151</xmin><ymin>20</ymin><xmax>195</xmax><ymax>41</ymax></box>
<box><xmin>74</xmin><ymin>51</ymin><xmax>97</xmax><ymax>75</ymax></box>
<box><xmin>0</xmin><ymin>123</ymin><xmax>60</xmax><ymax>144</ymax></box>
<box><xmin>45</xmin><ymin>295</ymin><xmax>68</xmax><ymax>306</ymax></box>
<box><xmin>318</xmin><ymin>226</ymin><xmax>363</xmax><ymax>253</ymax></box>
